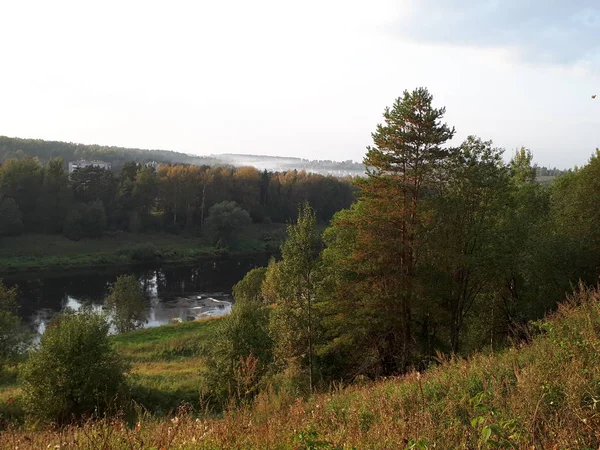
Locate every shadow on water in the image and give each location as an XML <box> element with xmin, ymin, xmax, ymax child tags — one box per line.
<box><xmin>3</xmin><ymin>254</ymin><xmax>273</xmax><ymax>335</ymax></box>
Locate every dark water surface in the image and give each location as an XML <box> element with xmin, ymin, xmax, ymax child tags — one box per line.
<box><xmin>3</xmin><ymin>255</ymin><xmax>272</xmax><ymax>335</ymax></box>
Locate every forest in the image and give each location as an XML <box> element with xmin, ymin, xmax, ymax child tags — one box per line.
<box><xmin>0</xmin><ymin>158</ymin><xmax>354</xmax><ymax>241</ymax></box>
<box><xmin>2</xmin><ymin>87</ymin><xmax>600</xmax><ymax>448</ymax></box>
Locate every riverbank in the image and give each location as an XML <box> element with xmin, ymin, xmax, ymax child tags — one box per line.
<box><xmin>0</xmin><ymin>224</ymin><xmax>286</xmax><ymax>273</ymax></box>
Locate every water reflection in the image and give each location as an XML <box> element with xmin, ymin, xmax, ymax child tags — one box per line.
<box><xmin>4</xmin><ymin>255</ymin><xmax>271</xmax><ymax>335</ymax></box>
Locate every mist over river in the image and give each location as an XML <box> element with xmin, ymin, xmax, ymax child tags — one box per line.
<box><xmin>3</xmin><ymin>255</ymin><xmax>272</xmax><ymax>335</ymax></box>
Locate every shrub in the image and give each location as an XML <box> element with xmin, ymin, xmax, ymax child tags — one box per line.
<box><xmin>20</xmin><ymin>309</ymin><xmax>128</xmax><ymax>424</ymax></box>
<box><xmin>126</xmin><ymin>244</ymin><xmax>159</xmax><ymax>262</ymax></box>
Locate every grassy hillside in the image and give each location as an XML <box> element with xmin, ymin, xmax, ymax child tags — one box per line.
<box><xmin>3</xmin><ymin>286</ymin><xmax>600</xmax><ymax>448</ymax></box>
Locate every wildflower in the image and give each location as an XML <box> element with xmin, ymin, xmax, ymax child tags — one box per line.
<box><xmin>136</xmin><ymin>422</ymin><xmax>141</xmax><ymax>431</ymax></box>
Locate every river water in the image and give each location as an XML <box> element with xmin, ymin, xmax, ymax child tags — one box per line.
<box><xmin>3</xmin><ymin>255</ymin><xmax>272</xmax><ymax>335</ymax></box>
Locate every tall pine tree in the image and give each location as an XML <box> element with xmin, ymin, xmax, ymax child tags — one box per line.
<box><xmin>322</xmin><ymin>88</ymin><xmax>454</xmax><ymax>375</ymax></box>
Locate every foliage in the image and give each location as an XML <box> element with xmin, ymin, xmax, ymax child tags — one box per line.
<box><xmin>62</xmin><ymin>201</ymin><xmax>107</xmax><ymax>240</ymax></box>
<box><xmin>105</xmin><ymin>275</ymin><xmax>148</xmax><ymax>333</ymax></box>
<box><xmin>232</xmin><ymin>267</ymin><xmax>267</xmax><ymax>303</ymax></box>
<box><xmin>201</xmin><ymin>300</ymin><xmax>272</xmax><ymax>407</ymax></box>
<box><xmin>20</xmin><ymin>309</ymin><xmax>128</xmax><ymax>424</ymax></box>
<box><xmin>0</xmin><ymin>281</ymin><xmax>28</xmax><ymax>373</ymax></box>
<box><xmin>0</xmin><ymin>148</ymin><xmax>353</xmax><ymax>242</ymax></box>
<box><xmin>0</xmin><ymin>198</ymin><xmax>23</xmax><ymax>236</ymax></box>
<box><xmin>267</xmin><ymin>203</ymin><xmax>321</xmax><ymax>393</ymax></box>
<box><xmin>203</xmin><ymin>201</ymin><xmax>252</xmax><ymax>247</ymax></box>
<box><xmin>321</xmin><ymin>87</ymin><xmax>455</xmax><ymax>377</ymax></box>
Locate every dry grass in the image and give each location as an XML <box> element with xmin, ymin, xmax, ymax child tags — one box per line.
<box><xmin>3</xmin><ymin>286</ymin><xmax>600</xmax><ymax>449</ymax></box>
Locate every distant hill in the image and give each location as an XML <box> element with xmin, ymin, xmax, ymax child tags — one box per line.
<box><xmin>0</xmin><ymin>136</ymin><xmax>366</xmax><ymax>176</ymax></box>
<box><xmin>0</xmin><ymin>136</ymin><xmax>221</xmax><ymax>171</ymax></box>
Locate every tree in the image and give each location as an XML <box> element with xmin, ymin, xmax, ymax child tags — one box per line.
<box><xmin>232</xmin><ymin>166</ymin><xmax>261</xmax><ymax>220</ymax></box>
<box><xmin>133</xmin><ymin>165</ymin><xmax>159</xmax><ymax>229</ymax></box>
<box><xmin>0</xmin><ymin>281</ymin><xmax>28</xmax><ymax>372</ymax></box>
<box><xmin>203</xmin><ymin>201</ymin><xmax>251</xmax><ymax>247</ymax></box>
<box><xmin>105</xmin><ymin>275</ymin><xmax>147</xmax><ymax>333</ymax></box>
<box><xmin>0</xmin><ymin>157</ymin><xmax>43</xmax><ymax>230</ymax></box>
<box><xmin>63</xmin><ymin>206</ymin><xmax>85</xmax><ymax>241</ymax></box>
<box><xmin>426</xmin><ymin>136</ymin><xmax>509</xmax><ymax>354</ymax></box>
<box><xmin>86</xmin><ymin>200</ymin><xmax>107</xmax><ymax>238</ymax></box>
<box><xmin>39</xmin><ymin>158</ymin><xmax>72</xmax><ymax>233</ymax></box>
<box><xmin>265</xmin><ymin>203</ymin><xmax>321</xmax><ymax>392</ymax></box>
<box><xmin>21</xmin><ymin>309</ymin><xmax>128</xmax><ymax>424</ymax></box>
<box><xmin>62</xmin><ymin>201</ymin><xmax>107</xmax><ymax>240</ymax></box>
<box><xmin>70</xmin><ymin>165</ymin><xmax>116</xmax><ymax>208</ymax></box>
<box><xmin>322</xmin><ymin>88</ymin><xmax>455</xmax><ymax>376</ymax></box>
<box><xmin>0</xmin><ymin>198</ymin><xmax>24</xmax><ymax>236</ymax></box>
<box><xmin>202</xmin><ymin>269</ymin><xmax>272</xmax><ymax>406</ymax></box>
<box><xmin>232</xmin><ymin>267</ymin><xmax>267</xmax><ymax>303</ymax></box>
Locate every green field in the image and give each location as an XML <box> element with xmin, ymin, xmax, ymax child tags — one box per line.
<box><xmin>0</xmin><ymin>223</ymin><xmax>286</xmax><ymax>272</ymax></box>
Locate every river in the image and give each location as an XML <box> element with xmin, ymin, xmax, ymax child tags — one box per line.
<box><xmin>3</xmin><ymin>254</ymin><xmax>272</xmax><ymax>335</ymax></box>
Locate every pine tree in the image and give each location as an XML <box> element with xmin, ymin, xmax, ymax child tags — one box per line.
<box><xmin>323</xmin><ymin>88</ymin><xmax>454</xmax><ymax>375</ymax></box>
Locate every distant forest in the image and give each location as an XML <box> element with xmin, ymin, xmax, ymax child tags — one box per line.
<box><xmin>0</xmin><ymin>156</ymin><xmax>355</xmax><ymax>240</ymax></box>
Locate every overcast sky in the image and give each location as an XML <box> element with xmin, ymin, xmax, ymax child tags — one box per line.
<box><xmin>1</xmin><ymin>0</ymin><xmax>598</xmax><ymax>168</ymax></box>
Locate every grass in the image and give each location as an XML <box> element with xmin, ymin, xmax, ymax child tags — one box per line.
<box><xmin>114</xmin><ymin>318</ymin><xmax>223</xmax><ymax>414</ymax></box>
<box><xmin>0</xmin><ymin>223</ymin><xmax>286</xmax><ymax>272</ymax></box>
<box><xmin>0</xmin><ymin>318</ymin><xmax>223</xmax><ymax>423</ymax></box>
<box><xmin>4</xmin><ymin>285</ymin><xmax>600</xmax><ymax>448</ymax></box>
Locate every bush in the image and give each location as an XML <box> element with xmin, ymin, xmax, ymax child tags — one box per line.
<box><xmin>124</xmin><ymin>244</ymin><xmax>159</xmax><ymax>262</ymax></box>
<box><xmin>20</xmin><ymin>309</ymin><xmax>128</xmax><ymax>424</ymax></box>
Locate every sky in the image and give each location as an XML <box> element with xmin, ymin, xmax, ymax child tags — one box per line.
<box><xmin>0</xmin><ymin>0</ymin><xmax>598</xmax><ymax>169</ymax></box>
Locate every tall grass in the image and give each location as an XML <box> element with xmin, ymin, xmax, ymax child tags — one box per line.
<box><xmin>3</xmin><ymin>285</ymin><xmax>600</xmax><ymax>448</ymax></box>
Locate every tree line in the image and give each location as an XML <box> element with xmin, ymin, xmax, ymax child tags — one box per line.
<box><xmin>0</xmin><ymin>158</ymin><xmax>355</xmax><ymax>241</ymax></box>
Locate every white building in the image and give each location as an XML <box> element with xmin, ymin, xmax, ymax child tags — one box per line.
<box><xmin>68</xmin><ymin>160</ymin><xmax>112</xmax><ymax>173</ymax></box>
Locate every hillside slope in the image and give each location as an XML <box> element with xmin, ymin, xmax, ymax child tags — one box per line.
<box><xmin>3</xmin><ymin>286</ymin><xmax>600</xmax><ymax>449</ymax></box>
